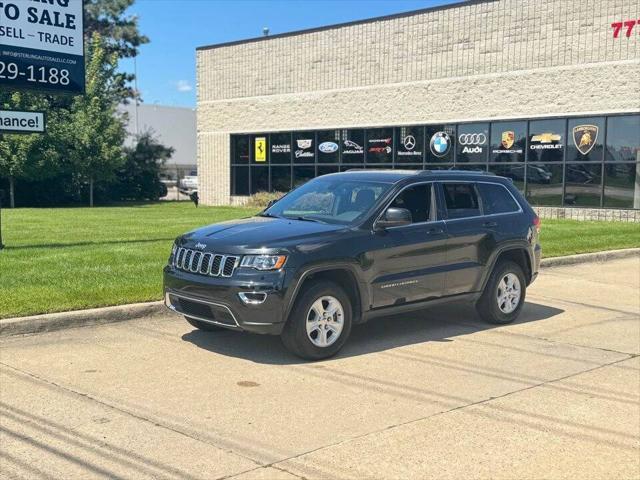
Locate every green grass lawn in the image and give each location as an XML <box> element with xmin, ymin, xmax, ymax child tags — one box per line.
<box><xmin>0</xmin><ymin>203</ymin><xmax>638</xmax><ymax>318</ymax></box>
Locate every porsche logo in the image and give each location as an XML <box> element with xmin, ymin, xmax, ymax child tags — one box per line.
<box><xmin>501</xmin><ymin>131</ymin><xmax>515</xmax><ymax>149</ymax></box>
<box><xmin>573</xmin><ymin>125</ymin><xmax>599</xmax><ymax>155</ymax></box>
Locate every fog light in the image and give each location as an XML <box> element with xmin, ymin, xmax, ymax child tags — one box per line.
<box><xmin>238</xmin><ymin>292</ymin><xmax>268</xmax><ymax>305</ymax></box>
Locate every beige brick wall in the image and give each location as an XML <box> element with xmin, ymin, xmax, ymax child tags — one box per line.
<box><xmin>197</xmin><ymin>0</ymin><xmax>640</xmax><ymax>205</ymax></box>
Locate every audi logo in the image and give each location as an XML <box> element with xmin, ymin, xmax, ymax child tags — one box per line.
<box><xmin>458</xmin><ymin>133</ymin><xmax>487</xmax><ymax>145</ymax></box>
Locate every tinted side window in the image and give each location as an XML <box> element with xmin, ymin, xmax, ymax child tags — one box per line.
<box><xmin>389</xmin><ymin>184</ymin><xmax>432</xmax><ymax>223</ymax></box>
<box><xmin>443</xmin><ymin>183</ymin><xmax>480</xmax><ymax>219</ymax></box>
<box><xmin>477</xmin><ymin>183</ymin><xmax>520</xmax><ymax>215</ymax></box>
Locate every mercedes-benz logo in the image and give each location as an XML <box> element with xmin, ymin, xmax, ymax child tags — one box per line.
<box><xmin>403</xmin><ymin>135</ymin><xmax>416</xmax><ymax>151</ymax></box>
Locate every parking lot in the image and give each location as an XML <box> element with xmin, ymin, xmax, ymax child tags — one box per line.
<box><xmin>1</xmin><ymin>257</ymin><xmax>638</xmax><ymax>480</ymax></box>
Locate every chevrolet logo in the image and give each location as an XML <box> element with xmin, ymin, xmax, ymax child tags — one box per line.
<box><xmin>531</xmin><ymin>133</ymin><xmax>561</xmax><ymax>143</ymax></box>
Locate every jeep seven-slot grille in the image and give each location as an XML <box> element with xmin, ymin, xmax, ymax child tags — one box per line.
<box><xmin>174</xmin><ymin>248</ymin><xmax>239</xmax><ymax>277</ymax></box>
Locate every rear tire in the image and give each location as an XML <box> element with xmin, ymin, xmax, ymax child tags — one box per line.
<box><xmin>476</xmin><ymin>260</ymin><xmax>526</xmax><ymax>325</ymax></box>
<box><xmin>281</xmin><ymin>281</ymin><xmax>352</xmax><ymax>360</ymax></box>
<box><xmin>184</xmin><ymin>316</ymin><xmax>225</xmax><ymax>331</ymax></box>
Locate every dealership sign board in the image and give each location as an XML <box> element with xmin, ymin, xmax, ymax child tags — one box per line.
<box><xmin>0</xmin><ymin>0</ymin><xmax>84</xmax><ymax>94</ymax></box>
<box><xmin>0</xmin><ymin>109</ymin><xmax>45</xmax><ymax>133</ymax></box>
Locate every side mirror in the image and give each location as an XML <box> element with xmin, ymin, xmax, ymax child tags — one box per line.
<box><xmin>376</xmin><ymin>207</ymin><xmax>412</xmax><ymax>230</ymax></box>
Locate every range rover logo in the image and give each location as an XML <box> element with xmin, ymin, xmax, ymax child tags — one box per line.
<box><xmin>194</xmin><ymin>242</ymin><xmax>207</xmax><ymax>250</ymax></box>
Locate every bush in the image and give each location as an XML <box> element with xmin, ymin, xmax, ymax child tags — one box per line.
<box><xmin>246</xmin><ymin>191</ymin><xmax>285</xmax><ymax>208</ymax></box>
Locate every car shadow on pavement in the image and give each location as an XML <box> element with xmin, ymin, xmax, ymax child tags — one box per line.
<box><xmin>181</xmin><ymin>301</ymin><xmax>564</xmax><ymax>365</ymax></box>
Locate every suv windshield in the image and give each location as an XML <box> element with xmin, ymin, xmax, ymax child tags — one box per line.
<box><xmin>263</xmin><ymin>176</ymin><xmax>392</xmax><ymax>225</ymax></box>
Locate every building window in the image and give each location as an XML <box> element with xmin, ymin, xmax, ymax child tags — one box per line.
<box><xmin>250</xmin><ymin>166</ymin><xmax>269</xmax><ymax>193</ymax></box>
<box><xmin>232</xmin><ymin>135</ymin><xmax>250</xmax><ymax>164</ymax></box>
<box><xmin>395</xmin><ymin>126</ymin><xmax>425</xmax><ymax>165</ymax></box>
<box><xmin>606</xmin><ymin>115</ymin><xmax>640</xmax><ymax>162</ymax></box>
<box><xmin>490</xmin><ymin>121</ymin><xmax>526</xmax><ymax>163</ymax></box>
<box><xmin>293</xmin><ymin>166</ymin><xmax>315</xmax><ymax>187</ymax></box>
<box><xmin>293</xmin><ymin>132</ymin><xmax>315</xmax><ymax>164</ymax></box>
<box><xmin>270</xmin><ymin>132</ymin><xmax>292</xmax><ymax>164</ymax></box>
<box><xmin>567</xmin><ymin>117</ymin><xmax>604</xmax><ymax>162</ymax></box>
<box><xmin>603</xmin><ymin>163</ymin><xmax>640</xmax><ymax>209</ymax></box>
<box><xmin>231</xmin><ymin>166</ymin><xmax>249</xmax><ymax>196</ymax></box>
<box><xmin>525</xmin><ymin>164</ymin><xmax>563</xmax><ymax>206</ymax></box>
<box><xmin>316</xmin><ymin>130</ymin><xmax>341</xmax><ymax>164</ymax></box>
<box><xmin>228</xmin><ymin>114</ymin><xmax>639</xmax><ymax>209</ymax></box>
<box><xmin>528</xmin><ymin>119</ymin><xmax>565</xmax><ymax>163</ymax></box>
<box><xmin>366</xmin><ymin>128</ymin><xmax>394</xmax><ymax>164</ymax></box>
<box><xmin>564</xmin><ymin>164</ymin><xmax>602</xmax><ymax>207</ymax></box>
<box><xmin>270</xmin><ymin>166</ymin><xmax>292</xmax><ymax>192</ymax></box>
<box><xmin>318</xmin><ymin>165</ymin><xmax>339</xmax><ymax>177</ymax></box>
<box><xmin>489</xmin><ymin>164</ymin><xmax>525</xmax><ymax>192</ymax></box>
<box><xmin>457</xmin><ymin>123</ymin><xmax>489</xmax><ymax>163</ymax></box>
<box><xmin>426</xmin><ymin>125</ymin><xmax>455</xmax><ymax>164</ymax></box>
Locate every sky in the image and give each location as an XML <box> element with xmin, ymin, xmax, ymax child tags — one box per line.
<box><xmin>121</xmin><ymin>0</ymin><xmax>459</xmax><ymax>108</ymax></box>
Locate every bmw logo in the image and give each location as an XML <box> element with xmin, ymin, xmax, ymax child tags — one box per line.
<box><xmin>430</xmin><ymin>132</ymin><xmax>451</xmax><ymax>157</ymax></box>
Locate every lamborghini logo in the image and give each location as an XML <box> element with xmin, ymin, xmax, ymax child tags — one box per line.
<box><xmin>573</xmin><ymin>125</ymin><xmax>599</xmax><ymax>155</ymax></box>
<box><xmin>501</xmin><ymin>131</ymin><xmax>515</xmax><ymax>149</ymax></box>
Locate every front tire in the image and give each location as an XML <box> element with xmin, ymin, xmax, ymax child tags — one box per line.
<box><xmin>184</xmin><ymin>316</ymin><xmax>225</xmax><ymax>331</ymax></box>
<box><xmin>476</xmin><ymin>261</ymin><xmax>526</xmax><ymax>324</ymax></box>
<box><xmin>281</xmin><ymin>281</ymin><xmax>352</xmax><ymax>360</ymax></box>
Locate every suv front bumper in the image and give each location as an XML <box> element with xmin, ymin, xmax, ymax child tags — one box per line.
<box><xmin>163</xmin><ymin>265</ymin><xmax>289</xmax><ymax>335</ymax></box>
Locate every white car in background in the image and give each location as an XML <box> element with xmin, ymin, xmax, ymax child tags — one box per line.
<box><xmin>179</xmin><ymin>175</ymin><xmax>198</xmax><ymax>191</ymax></box>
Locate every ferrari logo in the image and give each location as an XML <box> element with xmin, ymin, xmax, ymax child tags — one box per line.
<box><xmin>255</xmin><ymin>137</ymin><xmax>266</xmax><ymax>162</ymax></box>
<box><xmin>573</xmin><ymin>125</ymin><xmax>599</xmax><ymax>155</ymax></box>
<box><xmin>501</xmin><ymin>131</ymin><xmax>515</xmax><ymax>149</ymax></box>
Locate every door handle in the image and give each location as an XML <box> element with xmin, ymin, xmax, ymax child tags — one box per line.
<box><xmin>427</xmin><ymin>227</ymin><xmax>444</xmax><ymax>234</ymax></box>
<box><xmin>483</xmin><ymin>221</ymin><xmax>498</xmax><ymax>228</ymax></box>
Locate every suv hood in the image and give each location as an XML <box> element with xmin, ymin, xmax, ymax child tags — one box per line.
<box><xmin>180</xmin><ymin>216</ymin><xmax>349</xmax><ymax>253</ymax></box>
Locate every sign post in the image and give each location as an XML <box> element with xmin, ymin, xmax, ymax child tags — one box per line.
<box><xmin>0</xmin><ymin>0</ymin><xmax>85</xmax><ymax>94</ymax></box>
<box><xmin>0</xmin><ymin>189</ymin><xmax>4</xmax><ymax>250</ymax></box>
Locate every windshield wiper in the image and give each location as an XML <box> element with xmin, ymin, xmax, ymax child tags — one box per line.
<box><xmin>292</xmin><ymin>216</ymin><xmax>325</xmax><ymax>223</ymax></box>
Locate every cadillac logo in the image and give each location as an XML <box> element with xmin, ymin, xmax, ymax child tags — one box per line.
<box><xmin>501</xmin><ymin>131</ymin><xmax>515</xmax><ymax>149</ymax></box>
<box><xmin>573</xmin><ymin>125</ymin><xmax>599</xmax><ymax>155</ymax></box>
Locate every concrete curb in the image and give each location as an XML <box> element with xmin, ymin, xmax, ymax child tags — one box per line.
<box><xmin>0</xmin><ymin>301</ymin><xmax>165</xmax><ymax>337</ymax></box>
<box><xmin>1</xmin><ymin>248</ymin><xmax>638</xmax><ymax>338</ymax></box>
<box><xmin>540</xmin><ymin>247</ymin><xmax>640</xmax><ymax>268</ymax></box>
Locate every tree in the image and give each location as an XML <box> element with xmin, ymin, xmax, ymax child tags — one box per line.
<box><xmin>61</xmin><ymin>34</ymin><xmax>126</xmax><ymax>207</ymax></box>
<box><xmin>0</xmin><ymin>93</ymin><xmax>55</xmax><ymax>207</ymax></box>
<box><xmin>84</xmin><ymin>0</ymin><xmax>149</xmax><ymax>102</ymax></box>
<box><xmin>107</xmin><ymin>131</ymin><xmax>174</xmax><ymax>201</ymax></box>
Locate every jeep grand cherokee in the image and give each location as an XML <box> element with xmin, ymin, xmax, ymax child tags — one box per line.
<box><xmin>164</xmin><ymin>170</ymin><xmax>541</xmax><ymax>360</ymax></box>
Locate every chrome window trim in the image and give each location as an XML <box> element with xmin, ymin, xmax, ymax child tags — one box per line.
<box><xmin>373</xmin><ymin>181</ymin><xmax>441</xmax><ymax>231</ymax></box>
<box><xmin>439</xmin><ymin>180</ymin><xmax>523</xmax><ymax>222</ymax></box>
<box><xmin>164</xmin><ymin>290</ymin><xmax>240</xmax><ymax>328</ymax></box>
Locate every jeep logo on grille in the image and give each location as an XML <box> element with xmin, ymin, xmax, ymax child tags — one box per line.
<box><xmin>194</xmin><ymin>242</ymin><xmax>207</xmax><ymax>250</ymax></box>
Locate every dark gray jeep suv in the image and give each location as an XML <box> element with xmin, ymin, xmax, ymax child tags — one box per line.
<box><xmin>164</xmin><ymin>170</ymin><xmax>541</xmax><ymax>360</ymax></box>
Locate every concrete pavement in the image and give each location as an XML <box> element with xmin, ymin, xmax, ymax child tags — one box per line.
<box><xmin>1</xmin><ymin>257</ymin><xmax>638</xmax><ymax>479</ymax></box>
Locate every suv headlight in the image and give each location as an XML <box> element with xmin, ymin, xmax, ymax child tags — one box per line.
<box><xmin>240</xmin><ymin>255</ymin><xmax>287</xmax><ymax>271</ymax></box>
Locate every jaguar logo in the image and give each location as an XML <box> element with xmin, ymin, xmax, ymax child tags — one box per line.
<box><xmin>194</xmin><ymin>242</ymin><xmax>207</xmax><ymax>250</ymax></box>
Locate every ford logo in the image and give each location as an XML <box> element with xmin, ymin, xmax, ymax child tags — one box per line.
<box><xmin>319</xmin><ymin>142</ymin><xmax>339</xmax><ymax>153</ymax></box>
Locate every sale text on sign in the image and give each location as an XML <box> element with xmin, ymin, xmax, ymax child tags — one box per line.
<box><xmin>0</xmin><ymin>0</ymin><xmax>84</xmax><ymax>94</ymax></box>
